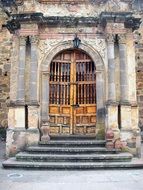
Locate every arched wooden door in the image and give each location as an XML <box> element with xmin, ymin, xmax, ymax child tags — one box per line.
<box><xmin>49</xmin><ymin>49</ymin><xmax>96</xmax><ymax>135</ymax></box>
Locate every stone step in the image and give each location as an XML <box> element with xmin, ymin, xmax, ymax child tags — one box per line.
<box><xmin>16</xmin><ymin>152</ymin><xmax>133</xmax><ymax>162</ymax></box>
<box><xmin>26</xmin><ymin>146</ymin><xmax>119</xmax><ymax>154</ymax></box>
<box><xmin>50</xmin><ymin>135</ymin><xmax>96</xmax><ymax>141</ymax></box>
<box><xmin>38</xmin><ymin>140</ymin><xmax>106</xmax><ymax>147</ymax></box>
<box><xmin>2</xmin><ymin>157</ymin><xmax>143</xmax><ymax>170</ymax></box>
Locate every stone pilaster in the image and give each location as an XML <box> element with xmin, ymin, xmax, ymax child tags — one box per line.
<box><xmin>40</xmin><ymin>72</ymin><xmax>50</xmax><ymax>140</ymax></box>
<box><xmin>17</xmin><ymin>36</ymin><xmax>26</xmax><ymax>103</ymax></box>
<box><xmin>6</xmin><ymin>36</ymin><xmax>27</xmax><ymax>157</ymax></box>
<box><xmin>118</xmin><ymin>34</ymin><xmax>140</xmax><ymax>156</ymax></box>
<box><xmin>106</xmin><ymin>34</ymin><xmax>116</xmax><ymax>102</ymax></box>
<box><xmin>41</xmin><ymin>72</ymin><xmax>50</xmax><ymax>123</ymax></box>
<box><xmin>26</xmin><ymin>36</ymin><xmax>40</xmax><ymax>146</ymax></box>
<box><xmin>106</xmin><ymin>34</ymin><xmax>119</xmax><ymax>146</ymax></box>
<box><xmin>29</xmin><ymin>35</ymin><xmax>39</xmax><ymax>104</ymax></box>
<box><xmin>96</xmin><ymin>71</ymin><xmax>105</xmax><ymax>139</ymax></box>
<box><xmin>118</xmin><ymin>34</ymin><xmax>128</xmax><ymax>103</ymax></box>
<box><xmin>118</xmin><ymin>34</ymin><xmax>131</xmax><ymax>131</ymax></box>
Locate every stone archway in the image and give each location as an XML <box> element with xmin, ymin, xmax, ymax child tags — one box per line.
<box><xmin>40</xmin><ymin>41</ymin><xmax>106</xmax><ymax>138</ymax></box>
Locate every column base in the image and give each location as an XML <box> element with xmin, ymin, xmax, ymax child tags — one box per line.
<box><xmin>106</xmin><ymin>103</ymin><xmax>120</xmax><ymax>139</ymax></box>
<box><xmin>8</xmin><ymin>106</ymin><xmax>25</xmax><ymax>128</ymax></box>
<box><xmin>26</xmin><ymin>128</ymin><xmax>40</xmax><ymax>147</ymax></box>
<box><xmin>6</xmin><ymin>128</ymin><xmax>40</xmax><ymax>157</ymax></box>
<box><xmin>105</xmin><ymin>103</ymin><xmax>120</xmax><ymax>150</ymax></box>
<box><xmin>120</xmin><ymin>104</ymin><xmax>141</xmax><ymax>157</ymax></box>
<box><xmin>28</xmin><ymin>106</ymin><xmax>39</xmax><ymax>128</ymax></box>
<box><xmin>6</xmin><ymin>128</ymin><xmax>27</xmax><ymax>157</ymax></box>
<box><xmin>120</xmin><ymin>129</ymin><xmax>141</xmax><ymax>157</ymax></box>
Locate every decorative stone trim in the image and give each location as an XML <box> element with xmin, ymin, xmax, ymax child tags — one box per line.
<box><xmin>106</xmin><ymin>34</ymin><xmax>115</xmax><ymax>44</ymax></box>
<box><xmin>19</xmin><ymin>36</ymin><xmax>27</xmax><ymax>46</ymax></box>
<box><xmin>26</xmin><ymin>101</ymin><xmax>40</xmax><ymax>106</ymax></box>
<box><xmin>106</xmin><ymin>101</ymin><xmax>119</xmax><ymax>106</ymax></box>
<box><xmin>5</xmin><ymin>12</ymin><xmax>141</xmax><ymax>33</ymax></box>
<box><xmin>118</xmin><ymin>34</ymin><xmax>126</xmax><ymax>44</ymax></box>
<box><xmin>119</xmin><ymin>101</ymin><xmax>131</xmax><ymax>106</ymax></box>
<box><xmin>29</xmin><ymin>35</ymin><xmax>39</xmax><ymax>44</ymax></box>
<box><xmin>8</xmin><ymin>100</ymin><xmax>25</xmax><ymax>107</ymax></box>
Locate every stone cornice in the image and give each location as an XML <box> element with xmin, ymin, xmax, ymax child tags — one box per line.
<box><xmin>5</xmin><ymin>12</ymin><xmax>141</xmax><ymax>33</ymax></box>
<box><xmin>100</xmin><ymin>12</ymin><xmax>141</xmax><ymax>31</ymax></box>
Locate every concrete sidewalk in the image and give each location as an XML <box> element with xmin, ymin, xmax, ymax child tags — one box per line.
<box><xmin>0</xmin><ymin>140</ymin><xmax>143</xmax><ymax>190</ymax></box>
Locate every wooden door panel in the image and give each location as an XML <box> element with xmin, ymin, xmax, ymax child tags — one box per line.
<box><xmin>49</xmin><ymin>51</ymin><xmax>72</xmax><ymax>135</ymax></box>
<box><xmin>49</xmin><ymin>106</ymin><xmax>59</xmax><ymax>114</ymax></box>
<box><xmin>62</xmin><ymin>107</ymin><xmax>70</xmax><ymax>114</ymax></box>
<box><xmin>48</xmin><ymin>50</ymin><xmax>96</xmax><ymax>135</ymax></box>
<box><xmin>74</xmin><ymin>55</ymin><xmax>96</xmax><ymax>135</ymax></box>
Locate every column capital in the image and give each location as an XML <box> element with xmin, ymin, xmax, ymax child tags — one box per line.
<box><xmin>118</xmin><ymin>34</ymin><xmax>126</xmax><ymax>44</ymax></box>
<box><xmin>19</xmin><ymin>36</ymin><xmax>27</xmax><ymax>46</ymax></box>
<box><xmin>29</xmin><ymin>35</ymin><xmax>39</xmax><ymax>44</ymax></box>
<box><xmin>106</xmin><ymin>34</ymin><xmax>115</xmax><ymax>44</ymax></box>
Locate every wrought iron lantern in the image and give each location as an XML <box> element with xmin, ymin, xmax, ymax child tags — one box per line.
<box><xmin>73</xmin><ymin>34</ymin><xmax>81</xmax><ymax>48</ymax></box>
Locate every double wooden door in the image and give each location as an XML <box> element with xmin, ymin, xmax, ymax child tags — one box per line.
<box><xmin>49</xmin><ymin>49</ymin><xmax>96</xmax><ymax>135</ymax></box>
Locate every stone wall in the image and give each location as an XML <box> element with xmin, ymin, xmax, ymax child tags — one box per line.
<box><xmin>0</xmin><ymin>12</ymin><xmax>12</xmax><ymax>129</ymax></box>
<box><xmin>136</xmin><ymin>26</ymin><xmax>143</xmax><ymax>135</ymax></box>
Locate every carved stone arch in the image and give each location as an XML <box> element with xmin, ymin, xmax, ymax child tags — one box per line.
<box><xmin>40</xmin><ymin>41</ymin><xmax>105</xmax><ymax>72</ymax></box>
<box><xmin>40</xmin><ymin>40</ymin><xmax>106</xmax><ymax>138</ymax></box>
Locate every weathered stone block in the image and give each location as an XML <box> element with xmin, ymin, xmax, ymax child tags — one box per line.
<box><xmin>26</xmin><ymin>128</ymin><xmax>40</xmax><ymax>146</ymax></box>
<box><xmin>6</xmin><ymin>128</ymin><xmax>26</xmax><ymax>157</ymax></box>
<box><xmin>28</xmin><ymin>106</ymin><xmax>39</xmax><ymax>128</ymax></box>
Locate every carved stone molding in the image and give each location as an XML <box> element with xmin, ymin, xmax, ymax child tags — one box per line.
<box><xmin>82</xmin><ymin>38</ymin><xmax>106</xmax><ymax>59</ymax></box>
<box><xmin>29</xmin><ymin>35</ymin><xmax>39</xmax><ymax>45</ymax></box>
<box><xmin>19</xmin><ymin>36</ymin><xmax>27</xmax><ymax>46</ymax></box>
<box><xmin>118</xmin><ymin>34</ymin><xmax>126</xmax><ymax>44</ymax></box>
<box><xmin>106</xmin><ymin>34</ymin><xmax>115</xmax><ymax>44</ymax></box>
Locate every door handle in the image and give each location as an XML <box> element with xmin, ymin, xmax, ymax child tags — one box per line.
<box><xmin>71</xmin><ymin>104</ymin><xmax>79</xmax><ymax>108</ymax></box>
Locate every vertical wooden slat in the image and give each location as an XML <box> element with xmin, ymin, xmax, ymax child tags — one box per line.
<box><xmin>80</xmin><ymin>84</ymin><xmax>83</xmax><ymax>104</ymax></box>
<box><xmin>53</xmin><ymin>84</ymin><xmax>55</xmax><ymax>104</ymax></box>
<box><xmin>89</xmin><ymin>84</ymin><xmax>91</xmax><ymax>104</ymax></box>
<box><xmin>76</xmin><ymin>63</ymin><xmax>78</xmax><ymax>81</ymax></box>
<box><xmin>49</xmin><ymin>84</ymin><xmax>51</xmax><ymax>103</ymax></box>
<box><xmin>83</xmin><ymin>83</ymin><xmax>85</xmax><ymax>104</ymax></box>
<box><xmin>57</xmin><ymin>62</ymin><xmax>59</xmax><ymax>82</ymax></box>
<box><xmin>68</xmin><ymin>84</ymin><xmax>70</xmax><ymax>105</ymax></box>
<box><xmin>78</xmin><ymin>63</ymin><xmax>80</xmax><ymax>81</ymax></box>
<box><xmin>51</xmin><ymin>84</ymin><xmax>53</xmax><ymax>104</ymax></box>
<box><xmin>68</xmin><ymin>63</ymin><xmax>70</xmax><ymax>82</ymax></box>
<box><xmin>54</xmin><ymin>62</ymin><xmax>57</xmax><ymax>81</ymax></box>
<box><xmin>62</xmin><ymin>84</ymin><xmax>64</xmax><ymax>104</ymax></box>
<box><xmin>88</xmin><ymin>62</ymin><xmax>90</xmax><ymax>81</ymax></box>
<box><xmin>52</xmin><ymin>62</ymin><xmax>54</xmax><ymax>81</ymax></box>
<box><xmin>91</xmin><ymin>62</ymin><xmax>93</xmax><ymax>81</ymax></box>
<box><xmin>86</xmin><ymin>62</ymin><xmax>88</xmax><ymax>81</ymax></box>
<box><xmin>59</xmin><ymin>84</ymin><xmax>61</xmax><ymax>104</ymax></box>
<box><xmin>65</xmin><ymin>84</ymin><xmax>67</xmax><ymax>105</ymax></box>
<box><xmin>84</xmin><ymin>62</ymin><xmax>86</xmax><ymax>81</ymax></box>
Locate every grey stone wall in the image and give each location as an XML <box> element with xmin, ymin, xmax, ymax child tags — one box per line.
<box><xmin>0</xmin><ymin>12</ymin><xmax>12</xmax><ymax>129</ymax></box>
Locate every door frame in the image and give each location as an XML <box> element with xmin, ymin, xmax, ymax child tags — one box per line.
<box><xmin>40</xmin><ymin>41</ymin><xmax>105</xmax><ymax>138</ymax></box>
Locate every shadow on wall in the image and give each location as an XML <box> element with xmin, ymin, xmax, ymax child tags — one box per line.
<box><xmin>0</xmin><ymin>126</ymin><xmax>7</xmax><ymax>141</ymax></box>
<box><xmin>139</xmin><ymin>121</ymin><xmax>143</xmax><ymax>141</ymax></box>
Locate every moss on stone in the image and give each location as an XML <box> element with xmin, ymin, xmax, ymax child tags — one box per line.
<box><xmin>96</xmin><ymin>127</ymin><xmax>105</xmax><ymax>140</ymax></box>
